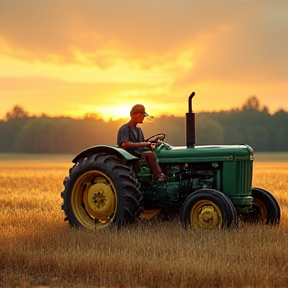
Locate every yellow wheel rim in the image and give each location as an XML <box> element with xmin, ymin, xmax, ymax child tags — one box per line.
<box><xmin>253</xmin><ymin>198</ymin><xmax>268</xmax><ymax>222</ymax></box>
<box><xmin>71</xmin><ymin>170</ymin><xmax>117</xmax><ymax>230</ymax></box>
<box><xmin>190</xmin><ymin>200</ymin><xmax>223</xmax><ymax>228</ymax></box>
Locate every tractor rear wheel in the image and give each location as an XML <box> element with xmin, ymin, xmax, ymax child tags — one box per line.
<box><xmin>180</xmin><ymin>189</ymin><xmax>237</xmax><ymax>229</ymax></box>
<box><xmin>61</xmin><ymin>153</ymin><xmax>143</xmax><ymax>230</ymax></box>
<box><xmin>244</xmin><ymin>187</ymin><xmax>280</xmax><ymax>224</ymax></box>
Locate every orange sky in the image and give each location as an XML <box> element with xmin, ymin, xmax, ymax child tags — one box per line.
<box><xmin>0</xmin><ymin>0</ymin><xmax>287</xmax><ymax>121</ymax></box>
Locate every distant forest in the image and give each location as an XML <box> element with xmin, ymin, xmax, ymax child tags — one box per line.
<box><xmin>0</xmin><ymin>96</ymin><xmax>287</xmax><ymax>153</ymax></box>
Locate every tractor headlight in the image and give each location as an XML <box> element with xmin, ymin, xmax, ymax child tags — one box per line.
<box><xmin>246</xmin><ymin>145</ymin><xmax>254</xmax><ymax>161</ymax></box>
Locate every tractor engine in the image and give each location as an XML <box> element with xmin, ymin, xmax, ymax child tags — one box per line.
<box><xmin>138</xmin><ymin>161</ymin><xmax>219</xmax><ymax>208</ymax></box>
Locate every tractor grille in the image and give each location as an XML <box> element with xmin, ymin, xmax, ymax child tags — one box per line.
<box><xmin>236</xmin><ymin>160</ymin><xmax>253</xmax><ymax>195</ymax></box>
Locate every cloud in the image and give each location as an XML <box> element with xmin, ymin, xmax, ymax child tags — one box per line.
<box><xmin>0</xmin><ymin>0</ymin><xmax>287</xmax><ymax>117</ymax></box>
<box><xmin>190</xmin><ymin>4</ymin><xmax>288</xmax><ymax>83</ymax></box>
<box><xmin>1</xmin><ymin>0</ymin><xmax>287</xmax><ymax>71</ymax></box>
<box><xmin>1</xmin><ymin>1</ymin><xmax>287</xmax><ymax>87</ymax></box>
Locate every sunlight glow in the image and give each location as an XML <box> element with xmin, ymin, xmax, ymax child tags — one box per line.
<box><xmin>0</xmin><ymin>55</ymin><xmax>172</xmax><ymax>84</ymax></box>
<box><xmin>81</xmin><ymin>104</ymin><xmax>132</xmax><ymax>121</ymax></box>
<box><xmin>0</xmin><ymin>47</ymin><xmax>198</xmax><ymax>120</ymax></box>
<box><xmin>0</xmin><ymin>45</ymin><xmax>196</xmax><ymax>84</ymax></box>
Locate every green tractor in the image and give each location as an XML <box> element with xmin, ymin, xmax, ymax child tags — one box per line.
<box><xmin>61</xmin><ymin>92</ymin><xmax>280</xmax><ymax>230</ymax></box>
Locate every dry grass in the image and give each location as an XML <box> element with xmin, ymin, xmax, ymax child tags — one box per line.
<box><xmin>0</xmin><ymin>157</ymin><xmax>288</xmax><ymax>288</ymax></box>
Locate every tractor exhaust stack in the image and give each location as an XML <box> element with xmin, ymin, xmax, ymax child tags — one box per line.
<box><xmin>186</xmin><ymin>92</ymin><xmax>196</xmax><ymax>147</ymax></box>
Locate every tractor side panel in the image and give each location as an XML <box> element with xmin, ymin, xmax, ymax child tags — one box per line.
<box><xmin>222</xmin><ymin>160</ymin><xmax>253</xmax><ymax>207</ymax></box>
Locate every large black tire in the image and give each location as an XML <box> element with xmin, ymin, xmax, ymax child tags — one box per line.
<box><xmin>61</xmin><ymin>153</ymin><xmax>143</xmax><ymax>230</ymax></box>
<box><xmin>180</xmin><ymin>189</ymin><xmax>238</xmax><ymax>229</ymax></box>
<box><xmin>244</xmin><ymin>187</ymin><xmax>280</xmax><ymax>225</ymax></box>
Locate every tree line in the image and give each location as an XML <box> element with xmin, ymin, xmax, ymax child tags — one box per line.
<box><xmin>0</xmin><ymin>97</ymin><xmax>287</xmax><ymax>154</ymax></box>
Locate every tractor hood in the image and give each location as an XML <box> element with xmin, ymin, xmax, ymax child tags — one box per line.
<box><xmin>154</xmin><ymin>144</ymin><xmax>253</xmax><ymax>163</ymax></box>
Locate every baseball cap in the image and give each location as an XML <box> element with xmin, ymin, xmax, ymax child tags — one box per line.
<box><xmin>130</xmin><ymin>104</ymin><xmax>149</xmax><ymax>116</ymax></box>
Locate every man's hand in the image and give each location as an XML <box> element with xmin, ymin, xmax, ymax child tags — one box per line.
<box><xmin>149</xmin><ymin>142</ymin><xmax>156</xmax><ymax>150</ymax></box>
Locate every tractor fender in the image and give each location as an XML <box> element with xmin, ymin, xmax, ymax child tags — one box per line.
<box><xmin>72</xmin><ymin>145</ymin><xmax>138</xmax><ymax>164</ymax></box>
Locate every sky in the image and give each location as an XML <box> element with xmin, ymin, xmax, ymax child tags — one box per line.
<box><xmin>0</xmin><ymin>0</ymin><xmax>287</xmax><ymax>121</ymax></box>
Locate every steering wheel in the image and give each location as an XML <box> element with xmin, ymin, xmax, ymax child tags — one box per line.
<box><xmin>145</xmin><ymin>133</ymin><xmax>166</xmax><ymax>144</ymax></box>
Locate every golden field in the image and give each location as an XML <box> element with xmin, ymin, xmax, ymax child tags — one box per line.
<box><xmin>0</xmin><ymin>154</ymin><xmax>288</xmax><ymax>288</ymax></box>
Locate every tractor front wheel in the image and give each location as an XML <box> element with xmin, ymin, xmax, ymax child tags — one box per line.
<box><xmin>180</xmin><ymin>189</ymin><xmax>237</xmax><ymax>229</ymax></box>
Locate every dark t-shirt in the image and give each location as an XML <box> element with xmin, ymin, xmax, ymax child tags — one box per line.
<box><xmin>117</xmin><ymin>123</ymin><xmax>146</xmax><ymax>156</ymax></box>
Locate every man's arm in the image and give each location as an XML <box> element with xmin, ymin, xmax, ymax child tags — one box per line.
<box><xmin>118</xmin><ymin>124</ymin><xmax>155</xmax><ymax>150</ymax></box>
<box><xmin>121</xmin><ymin>141</ymin><xmax>153</xmax><ymax>150</ymax></box>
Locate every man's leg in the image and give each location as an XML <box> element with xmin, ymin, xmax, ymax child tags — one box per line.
<box><xmin>141</xmin><ymin>151</ymin><xmax>166</xmax><ymax>181</ymax></box>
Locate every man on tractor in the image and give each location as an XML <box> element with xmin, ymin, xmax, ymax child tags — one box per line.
<box><xmin>117</xmin><ymin>104</ymin><xmax>166</xmax><ymax>182</ymax></box>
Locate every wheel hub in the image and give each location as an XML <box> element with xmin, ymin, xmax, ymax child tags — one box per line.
<box><xmin>83</xmin><ymin>182</ymin><xmax>116</xmax><ymax>222</ymax></box>
<box><xmin>91</xmin><ymin>191</ymin><xmax>106</xmax><ymax>209</ymax></box>
<box><xmin>199</xmin><ymin>206</ymin><xmax>219</xmax><ymax>227</ymax></box>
